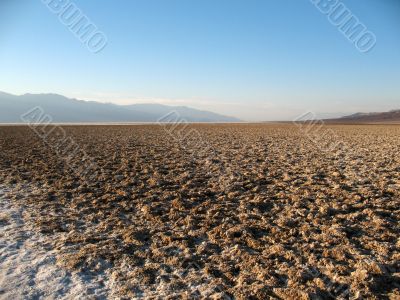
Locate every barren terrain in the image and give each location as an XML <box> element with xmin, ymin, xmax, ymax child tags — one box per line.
<box><xmin>0</xmin><ymin>124</ymin><xmax>399</xmax><ymax>299</ymax></box>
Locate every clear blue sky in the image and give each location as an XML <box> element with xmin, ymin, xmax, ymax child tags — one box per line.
<box><xmin>1</xmin><ymin>0</ymin><xmax>399</xmax><ymax>120</ymax></box>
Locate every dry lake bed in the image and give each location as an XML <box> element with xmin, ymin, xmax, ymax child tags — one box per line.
<box><xmin>0</xmin><ymin>124</ymin><xmax>399</xmax><ymax>299</ymax></box>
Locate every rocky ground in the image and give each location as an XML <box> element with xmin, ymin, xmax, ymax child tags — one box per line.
<box><xmin>0</xmin><ymin>124</ymin><xmax>399</xmax><ymax>299</ymax></box>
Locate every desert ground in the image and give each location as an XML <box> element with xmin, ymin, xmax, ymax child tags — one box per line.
<box><xmin>0</xmin><ymin>124</ymin><xmax>399</xmax><ymax>299</ymax></box>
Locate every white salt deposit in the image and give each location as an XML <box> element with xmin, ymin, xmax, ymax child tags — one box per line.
<box><xmin>0</xmin><ymin>186</ymin><xmax>113</xmax><ymax>299</ymax></box>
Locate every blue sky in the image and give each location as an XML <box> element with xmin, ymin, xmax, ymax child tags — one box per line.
<box><xmin>0</xmin><ymin>0</ymin><xmax>399</xmax><ymax>121</ymax></box>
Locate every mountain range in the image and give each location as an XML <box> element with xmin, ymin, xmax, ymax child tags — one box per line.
<box><xmin>325</xmin><ymin>109</ymin><xmax>400</xmax><ymax>123</ymax></box>
<box><xmin>1</xmin><ymin>91</ymin><xmax>398</xmax><ymax>123</ymax></box>
<box><xmin>0</xmin><ymin>92</ymin><xmax>241</xmax><ymax>123</ymax></box>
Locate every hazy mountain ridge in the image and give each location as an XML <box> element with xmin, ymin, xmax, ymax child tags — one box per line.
<box><xmin>336</xmin><ymin>109</ymin><xmax>400</xmax><ymax>122</ymax></box>
<box><xmin>326</xmin><ymin>109</ymin><xmax>400</xmax><ymax>123</ymax></box>
<box><xmin>0</xmin><ymin>92</ymin><xmax>241</xmax><ymax>123</ymax></box>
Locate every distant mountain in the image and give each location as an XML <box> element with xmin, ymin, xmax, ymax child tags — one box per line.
<box><xmin>0</xmin><ymin>92</ymin><xmax>241</xmax><ymax>123</ymax></box>
<box><xmin>325</xmin><ymin>109</ymin><xmax>400</xmax><ymax>123</ymax></box>
<box><xmin>124</xmin><ymin>103</ymin><xmax>239</xmax><ymax>122</ymax></box>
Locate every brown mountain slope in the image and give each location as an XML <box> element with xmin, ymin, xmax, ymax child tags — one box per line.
<box><xmin>325</xmin><ymin>109</ymin><xmax>400</xmax><ymax>124</ymax></box>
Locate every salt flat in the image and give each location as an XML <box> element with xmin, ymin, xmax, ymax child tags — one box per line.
<box><xmin>0</xmin><ymin>124</ymin><xmax>399</xmax><ymax>299</ymax></box>
<box><xmin>0</xmin><ymin>185</ymin><xmax>113</xmax><ymax>299</ymax></box>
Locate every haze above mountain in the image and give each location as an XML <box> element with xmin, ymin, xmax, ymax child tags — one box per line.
<box><xmin>0</xmin><ymin>92</ymin><xmax>241</xmax><ymax>123</ymax></box>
